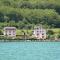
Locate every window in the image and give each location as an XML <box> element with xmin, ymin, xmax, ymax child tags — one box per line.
<box><xmin>42</xmin><ymin>36</ymin><xmax>44</xmax><ymax>38</ymax></box>
<box><xmin>37</xmin><ymin>28</ymin><xmax>39</xmax><ymax>29</ymax></box>
<box><xmin>37</xmin><ymin>33</ymin><xmax>39</xmax><ymax>36</ymax></box>
<box><xmin>9</xmin><ymin>30</ymin><xmax>11</xmax><ymax>33</ymax></box>
<box><xmin>13</xmin><ymin>33</ymin><xmax>15</xmax><ymax>35</ymax></box>
<box><xmin>9</xmin><ymin>34</ymin><xmax>11</xmax><ymax>35</ymax></box>
<box><xmin>42</xmin><ymin>33</ymin><xmax>44</xmax><ymax>35</ymax></box>
<box><xmin>37</xmin><ymin>31</ymin><xmax>39</xmax><ymax>33</ymax></box>
<box><xmin>13</xmin><ymin>30</ymin><xmax>15</xmax><ymax>35</ymax></box>
<box><xmin>13</xmin><ymin>30</ymin><xmax>15</xmax><ymax>33</ymax></box>
<box><xmin>40</xmin><ymin>31</ymin><xmax>41</xmax><ymax>33</ymax></box>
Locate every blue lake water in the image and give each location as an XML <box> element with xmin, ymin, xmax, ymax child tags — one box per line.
<box><xmin>0</xmin><ymin>42</ymin><xmax>60</xmax><ymax>60</ymax></box>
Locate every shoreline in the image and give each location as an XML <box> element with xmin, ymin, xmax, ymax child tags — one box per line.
<box><xmin>0</xmin><ymin>39</ymin><xmax>60</xmax><ymax>42</ymax></box>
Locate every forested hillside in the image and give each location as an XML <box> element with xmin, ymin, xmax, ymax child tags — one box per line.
<box><xmin>0</xmin><ymin>0</ymin><xmax>60</xmax><ymax>29</ymax></box>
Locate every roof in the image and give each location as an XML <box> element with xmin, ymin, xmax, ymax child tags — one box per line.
<box><xmin>4</xmin><ymin>27</ymin><xmax>16</xmax><ymax>30</ymax></box>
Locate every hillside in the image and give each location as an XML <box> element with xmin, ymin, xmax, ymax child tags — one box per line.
<box><xmin>0</xmin><ymin>0</ymin><xmax>60</xmax><ymax>29</ymax></box>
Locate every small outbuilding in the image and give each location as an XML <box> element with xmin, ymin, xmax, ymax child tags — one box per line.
<box><xmin>4</xmin><ymin>27</ymin><xmax>16</xmax><ymax>37</ymax></box>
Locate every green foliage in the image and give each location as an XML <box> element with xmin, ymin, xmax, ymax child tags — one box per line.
<box><xmin>0</xmin><ymin>0</ymin><xmax>60</xmax><ymax>28</ymax></box>
<box><xmin>0</xmin><ymin>30</ymin><xmax>3</xmax><ymax>35</ymax></box>
<box><xmin>8</xmin><ymin>21</ymin><xmax>16</xmax><ymax>27</ymax></box>
<box><xmin>47</xmin><ymin>30</ymin><xmax>54</xmax><ymax>35</ymax></box>
<box><xmin>58</xmin><ymin>34</ymin><xmax>60</xmax><ymax>38</ymax></box>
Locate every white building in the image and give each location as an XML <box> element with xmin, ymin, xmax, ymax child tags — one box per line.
<box><xmin>4</xmin><ymin>27</ymin><xmax>16</xmax><ymax>37</ymax></box>
<box><xmin>33</xmin><ymin>26</ymin><xmax>46</xmax><ymax>39</ymax></box>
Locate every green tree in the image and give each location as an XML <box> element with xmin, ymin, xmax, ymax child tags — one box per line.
<box><xmin>0</xmin><ymin>30</ymin><xmax>3</xmax><ymax>35</ymax></box>
<box><xmin>8</xmin><ymin>21</ymin><xmax>16</xmax><ymax>27</ymax></box>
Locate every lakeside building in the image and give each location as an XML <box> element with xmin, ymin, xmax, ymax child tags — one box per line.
<box><xmin>4</xmin><ymin>27</ymin><xmax>16</xmax><ymax>37</ymax></box>
<box><xmin>33</xmin><ymin>26</ymin><xmax>46</xmax><ymax>39</ymax></box>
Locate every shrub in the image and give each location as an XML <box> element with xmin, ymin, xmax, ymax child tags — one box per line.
<box><xmin>0</xmin><ymin>30</ymin><xmax>3</xmax><ymax>35</ymax></box>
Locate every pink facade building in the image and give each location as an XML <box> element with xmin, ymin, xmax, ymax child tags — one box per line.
<box><xmin>4</xmin><ymin>27</ymin><xmax>16</xmax><ymax>37</ymax></box>
<box><xmin>33</xmin><ymin>26</ymin><xmax>46</xmax><ymax>39</ymax></box>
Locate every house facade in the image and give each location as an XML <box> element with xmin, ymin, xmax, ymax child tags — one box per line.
<box><xmin>4</xmin><ymin>27</ymin><xmax>16</xmax><ymax>37</ymax></box>
<box><xmin>33</xmin><ymin>26</ymin><xmax>46</xmax><ymax>39</ymax></box>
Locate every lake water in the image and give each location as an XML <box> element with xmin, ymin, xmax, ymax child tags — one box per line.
<box><xmin>0</xmin><ymin>42</ymin><xmax>60</xmax><ymax>60</ymax></box>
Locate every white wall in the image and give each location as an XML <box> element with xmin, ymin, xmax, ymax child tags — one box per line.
<box><xmin>33</xmin><ymin>29</ymin><xmax>46</xmax><ymax>39</ymax></box>
<box><xmin>4</xmin><ymin>30</ymin><xmax>16</xmax><ymax>37</ymax></box>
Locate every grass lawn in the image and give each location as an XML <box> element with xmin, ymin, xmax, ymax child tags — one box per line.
<box><xmin>16</xmin><ymin>29</ymin><xmax>32</xmax><ymax>35</ymax></box>
<box><xmin>51</xmin><ymin>28</ymin><xmax>60</xmax><ymax>33</ymax></box>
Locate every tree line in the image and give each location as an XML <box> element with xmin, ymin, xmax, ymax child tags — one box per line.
<box><xmin>0</xmin><ymin>0</ymin><xmax>60</xmax><ymax>29</ymax></box>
